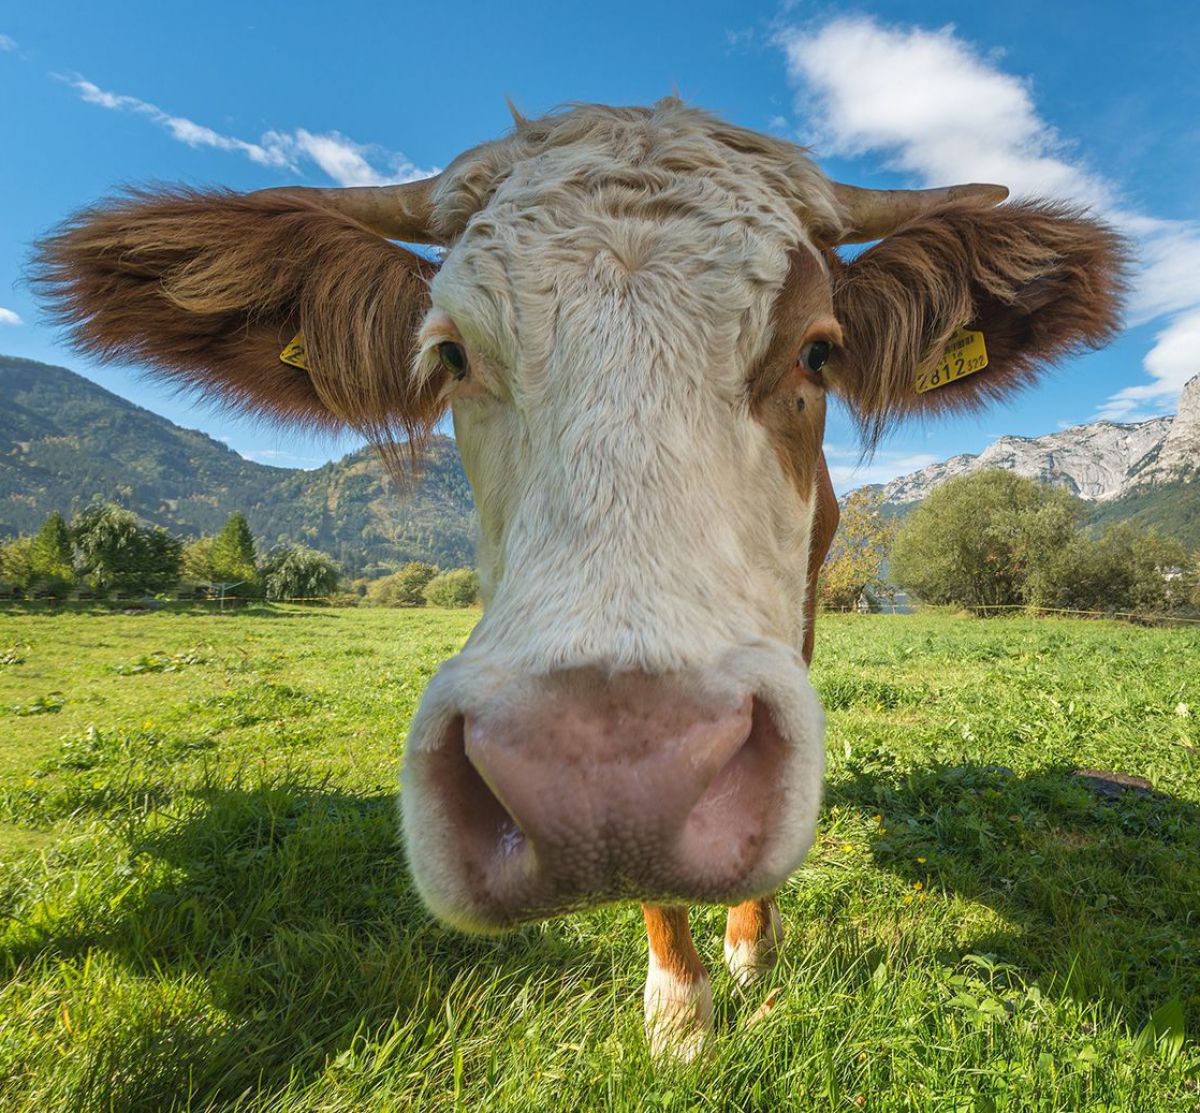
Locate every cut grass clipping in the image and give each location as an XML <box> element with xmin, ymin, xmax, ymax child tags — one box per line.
<box><xmin>0</xmin><ymin>607</ymin><xmax>1197</xmax><ymax>1111</ymax></box>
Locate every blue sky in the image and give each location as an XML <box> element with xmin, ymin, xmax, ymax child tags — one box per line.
<box><xmin>2</xmin><ymin>0</ymin><xmax>1197</xmax><ymax>488</ymax></box>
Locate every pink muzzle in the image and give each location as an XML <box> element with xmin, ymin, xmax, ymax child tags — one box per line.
<box><xmin>407</xmin><ymin>669</ymin><xmax>792</xmax><ymax>925</ymax></box>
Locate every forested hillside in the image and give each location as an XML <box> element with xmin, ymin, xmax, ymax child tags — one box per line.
<box><xmin>0</xmin><ymin>355</ymin><xmax>474</xmax><ymax>574</ymax></box>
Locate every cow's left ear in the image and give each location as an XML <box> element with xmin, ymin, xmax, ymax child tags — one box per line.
<box><xmin>825</xmin><ymin>199</ymin><xmax>1129</xmax><ymax>445</ymax></box>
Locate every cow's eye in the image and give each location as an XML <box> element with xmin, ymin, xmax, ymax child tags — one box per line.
<box><xmin>802</xmin><ymin>339</ymin><xmax>833</xmax><ymax>373</ymax></box>
<box><xmin>438</xmin><ymin>341</ymin><xmax>469</xmax><ymax>380</ymax></box>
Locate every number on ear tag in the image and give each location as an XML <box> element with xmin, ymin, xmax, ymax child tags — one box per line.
<box><xmin>915</xmin><ymin>329</ymin><xmax>988</xmax><ymax>394</ymax></box>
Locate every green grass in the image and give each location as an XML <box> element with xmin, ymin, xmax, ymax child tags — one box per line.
<box><xmin>0</xmin><ymin>605</ymin><xmax>1197</xmax><ymax>1111</ymax></box>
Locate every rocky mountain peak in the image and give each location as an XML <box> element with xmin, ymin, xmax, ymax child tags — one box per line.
<box><xmin>867</xmin><ymin>372</ymin><xmax>1199</xmax><ymax>507</ymax></box>
<box><xmin>1128</xmin><ymin>372</ymin><xmax>1200</xmax><ymax>487</ymax></box>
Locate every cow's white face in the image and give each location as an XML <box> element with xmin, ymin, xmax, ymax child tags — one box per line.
<box><xmin>400</xmin><ymin>106</ymin><xmax>842</xmax><ymax>929</ymax></box>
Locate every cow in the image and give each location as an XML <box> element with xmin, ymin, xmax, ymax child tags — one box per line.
<box><xmin>33</xmin><ymin>99</ymin><xmax>1126</xmax><ymax>1061</ymax></box>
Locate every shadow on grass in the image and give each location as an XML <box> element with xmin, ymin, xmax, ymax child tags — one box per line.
<box><xmin>5</xmin><ymin>783</ymin><xmax>600</xmax><ymax>1108</ymax></box>
<box><xmin>8</xmin><ymin>765</ymin><xmax>1198</xmax><ymax>1107</ymax></box>
<box><xmin>825</xmin><ymin>761</ymin><xmax>1200</xmax><ymax>1027</ymax></box>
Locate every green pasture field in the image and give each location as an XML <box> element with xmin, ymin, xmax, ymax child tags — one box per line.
<box><xmin>0</xmin><ymin>605</ymin><xmax>1197</xmax><ymax>1111</ymax></box>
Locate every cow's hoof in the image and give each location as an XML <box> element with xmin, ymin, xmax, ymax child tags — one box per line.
<box><xmin>724</xmin><ymin>902</ymin><xmax>783</xmax><ymax>988</ymax></box>
<box><xmin>643</xmin><ymin>965</ymin><xmax>713</xmax><ymax>1064</ymax></box>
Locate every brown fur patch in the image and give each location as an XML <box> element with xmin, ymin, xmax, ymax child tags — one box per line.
<box><xmin>643</xmin><ymin>904</ymin><xmax>706</xmax><ymax>984</ymax></box>
<box><xmin>803</xmin><ymin>455</ymin><xmax>839</xmax><ymax>666</ymax></box>
<box><xmin>750</xmin><ymin>248</ymin><xmax>836</xmax><ymax>497</ymax></box>
<box><xmin>31</xmin><ymin>188</ymin><xmax>443</xmax><ymax>473</ymax></box>
<box><xmin>827</xmin><ymin>199</ymin><xmax>1130</xmax><ymax>448</ymax></box>
<box><xmin>749</xmin><ymin>248</ymin><xmax>843</xmax><ymax>666</ymax></box>
<box><xmin>724</xmin><ymin>896</ymin><xmax>780</xmax><ymax>948</ymax></box>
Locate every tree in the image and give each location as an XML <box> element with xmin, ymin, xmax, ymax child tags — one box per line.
<box><xmin>181</xmin><ymin>536</ymin><xmax>218</xmax><ymax>583</ymax></box>
<box><xmin>423</xmin><ymin>568</ymin><xmax>480</xmax><ymax>608</ymax></box>
<box><xmin>0</xmin><ymin>536</ymin><xmax>35</xmax><ymax>596</ymax></box>
<box><xmin>209</xmin><ymin>512</ymin><xmax>261</xmax><ymax>597</ymax></box>
<box><xmin>26</xmin><ymin>512</ymin><xmax>76</xmax><ymax>598</ymax></box>
<box><xmin>262</xmin><ymin>545</ymin><xmax>341</xmax><ymax>601</ymax></box>
<box><xmin>366</xmin><ymin>562</ymin><xmax>439</xmax><ymax>606</ymax></box>
<box><xmin>1034</xmin><ymin>524</ymin><xmax>1189</xmax><ymax>614</ymax></box>
<box><xmin>71</xmin><ymin>503</ymin><xmax>182</xmax><ymax>596</ymax></box>
<box><xmin>819</xmin><ymin>490</ymin><xmax>896</xmax><ymax>611</ymax></box>
<box><xmin>890</xmin><ymin>471</ymin><xmax>1081</xmax><ymax>609</ymax></box>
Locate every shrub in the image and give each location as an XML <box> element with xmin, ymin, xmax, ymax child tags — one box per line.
<box><xmin>1033</xmin><ymin>524</ymin><xmax>1189</xmax><ymax>614</ymax></box>
<box><xmin>324</xmin><ymin>592</ymin><xmax>362</xmax><ymax>608</ymax></box>
<box><xmin>365</xmin><ymin>563</ymin><xmax>438</xmax><ymax>607</ymax></box>
<box><xmin>423</xmin><ymin>568</ymin><xmax>480</xmax><ymax>608</ymax></box>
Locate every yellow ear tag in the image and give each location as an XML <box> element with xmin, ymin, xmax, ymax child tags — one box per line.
<box><xmin>279</xmin><ymin>332</ymin><xmax>309</xmax><ymax>371</ymax></box>
<box><xmin>915</xmin><ymin>329</ymin><xmax>988</xmax><ymax>394</ymax></box>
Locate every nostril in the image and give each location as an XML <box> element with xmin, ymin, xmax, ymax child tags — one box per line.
<box><xmin>677</xmin><ymin>697</ymin><xmax>787</xmax><ymax>883</ymax></box>
<box><xmin>430</xmin><ymin>715</ymin><xmax>527</xmax><ymax>862</ymax></box>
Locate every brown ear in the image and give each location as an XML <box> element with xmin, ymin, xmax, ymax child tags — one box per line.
<box><xmin>827</xmin><ymin>199</ymin><xmax>1130</xmax><ymax>446</ymax></box>
<box><xmin>32</xmin><ymin>188</ymin><xmax>442</xmax><ymax>450</ymax></box>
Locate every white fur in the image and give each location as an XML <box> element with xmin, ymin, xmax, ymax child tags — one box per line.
<box><xmin>400</xmin><ymin>100</ymin><xmax>831</xmax><ymax>928</ymax></box>
<box><xmin>643</xmin><ymin>952</ymin><xmax>714</xmax><ymax>1063</ymax></box>
<box><xmin>725</xmin><ymin>901</ymin><xmax>785</xmax><ymax>987</ymax></box>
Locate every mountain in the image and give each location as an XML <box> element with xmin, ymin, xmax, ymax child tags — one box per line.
<box><xmin>0</xmin><ymin>355</ymin><xmax>474</xmax><ymax>575</ymax></box>
<box><xmin>1122</xmin><ymin>373</ymin><xmax>1200</xmax><ymax>489</ymax></box>
<box><xmin>6</xmin><ymin>353</ymin><xmax>1197</xmax><ymax>569</ymax></box>
<box><xmin>863</xmin><ymin>371</ymin><xmax>1200</xmax><ymax>548</ymax></box>
<box><xmin>875</xmin><ymin>418</ymin><xmax>1172</xmax><ymax>505</ymax></box>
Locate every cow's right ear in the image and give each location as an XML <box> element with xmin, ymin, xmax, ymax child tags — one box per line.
<box><xmin>32</xmin><ymin>188</ymin><xmax>443</xmax><ymax>446</ymax></box>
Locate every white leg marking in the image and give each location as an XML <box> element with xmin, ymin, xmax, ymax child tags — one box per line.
<box><xmin>724</xmin><ymin>901</ymin><xmax>784</xmax><ymax>988</ymax></box>
<box><xmin>643</xmin><ymin>952</ymin><xmax>714</xmax><ymax>1063</ymax></box>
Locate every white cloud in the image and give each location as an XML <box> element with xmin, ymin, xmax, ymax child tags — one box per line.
<box><xmin>0</xmin><ymin>33</ymin><xmax>16</xmax><ymax>51</ymax></box>
<box><xmin>241</xmin><ymin>448</ymin><xmax>325</xmax><ymax>467</ymax></box>
<box><xmin>780</xmin><ymin>16</ymin><xmax>1200</xmax><ymax>421</ymax></box>
<box><xmin>1097</xmin><ymin>308</ymin><xmax>1200</xmax><ymax>419</ymax></box>
<box><xmin>824</xmin><ymin>444</ymin><xmax>938</xmax><ymax>490</ymax></box>
<box><xmin>262</xmin><ymin>128</ymin><xmax>431</xmax><ymax>187</ymax></box>
<box><xmin>0</xmin><ymin>307</ymin><xmax>23</xmax><ymax>326</ymax></box>
<box><xmin>65</xmin><ymin>76</ymin><xmax>435</xmax><ymax>187</ymax></box>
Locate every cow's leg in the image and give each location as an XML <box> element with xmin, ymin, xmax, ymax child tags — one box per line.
<box><xmin>724</xmin><ymin>896</ymin><xmax>784</xmax><ymax>987</ymax></box>
<box><xmin>642</xmin><ymin>904</ymin><xmax>713</xmax><ymax>1061</ymax></box>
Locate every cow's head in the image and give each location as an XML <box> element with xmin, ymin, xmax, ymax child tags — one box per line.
<box><xmin>34</xmin><ymin>100</ymin><xmax>1126</xmax><ymax>931</ymax></box>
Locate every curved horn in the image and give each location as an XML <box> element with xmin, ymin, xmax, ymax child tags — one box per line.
<box><xmin>253</xmin><ymin>176</ymin><xmax>443</xmax><ymax>245</ymax></box>
<box><xmin>829</xmin><ymin>181</ymin><xmax>1009</xmax><ymax>245</ymax></box>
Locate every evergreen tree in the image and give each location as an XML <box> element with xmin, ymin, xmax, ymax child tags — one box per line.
<box><xmin>209</xmin><ymin>512</ymin><xmax>261</xmax><ymax>597</ymax></box>
<box><xmin>26</xmin><ymin>512</ymin><xmax>75</xmax><ymax>598</ymax></box>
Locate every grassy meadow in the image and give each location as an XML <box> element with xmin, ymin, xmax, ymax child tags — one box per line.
<box><xmin>0</xmin><ymin>605</ymin><xmax>1197</xmax><ymax>1111</ymax></box>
